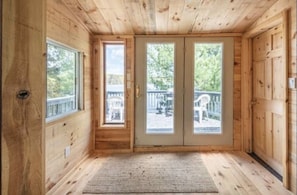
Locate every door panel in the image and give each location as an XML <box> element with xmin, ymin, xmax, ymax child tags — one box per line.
<box><xmin>254</xmin><ymin>61</ymin><xmax>266</xmax><ymax>99</ymax></box>
<box><xmin>135</xmin><ymin>38</ymin><xmax>184</xmax><ymax>146</ymax></box>
<box><xmin>272</xmin><ymin>57</ymin><xmax>284</xmax><ymax>99</ymax></box>
<box><xmin>253</xmin><ymin>110</ymin><xmax>265</xmax><ymax>152</ymax></box>
<box><xmin>146</xmin><ymin>43</ymin><xmax>175</xmax><ymax>134</ymax></box>
<box><xmin>184</xmin><ymin>37</ymin><xmax>234</xmax><ymax>145</ymax></box>
<box><xmin>252</xmin><ymin>24</ymin><xmax>285</xmax><ymax>175</ymax></box>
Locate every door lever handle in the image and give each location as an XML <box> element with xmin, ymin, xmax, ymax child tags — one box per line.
<box><xmin>136</xmin><ymin>85</ymin><xmax>141</xmax><ymax>98</ymax></box>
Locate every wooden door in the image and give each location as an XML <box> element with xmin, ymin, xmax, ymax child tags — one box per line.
<box><xmin>252</xmin><ymin>24</ymin><xmax>287</xmax><ymax>176</ymax></box>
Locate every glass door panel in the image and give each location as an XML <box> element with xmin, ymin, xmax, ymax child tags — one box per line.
<box><xmin>146</xmin><ymin>43</ymin><xmax>174</xmax><ymax>134</ymax></box>
<box><xmin>184</xmin><ymin>37</ymin><xmax>234</xmax><ymax>146</ymax></box>
<box><xmin>193</xmin><ymin>43</ymin><xmax>222</xmax><ymax>134</ymax></box>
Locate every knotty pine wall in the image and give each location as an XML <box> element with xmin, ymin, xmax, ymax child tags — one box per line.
<box><xmin>2</xmin><ymin>0</ymin><xmax>46</xmax><ymax>194</ymax></box>
<box><xmin>93</xmin><ymin>36</ymin><xmax>242</xmax><ymax>152</ymax></box>
<box><xmin>45</xmin><ymin>0</ymin><xmax>93</xmax><ymax>192</ymax></box>
<box><xmin>242</xmin><ymin>0</ymin><xmax>296</xmax><ymax>192</ymax></box>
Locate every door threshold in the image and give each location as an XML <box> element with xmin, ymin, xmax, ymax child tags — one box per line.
<box><xmin>249</xmin><ymin>153</ymin><xmax>282</xmax><ymax>181</ymax></box>
<box><xmin>134</xmin><ymin>145</ymin><xmax>235</xmax><ymax>152</ymax></box>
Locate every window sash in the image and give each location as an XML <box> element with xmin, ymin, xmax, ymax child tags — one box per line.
<box><xmin>103</xmin><ymin>43</ymin><xmax>125</xmax><ymax>125</ymax></box>
<box><xmin>46</xmin><ymin>40</ymin><xmax>81</xmax><ymax>121</ymax></box>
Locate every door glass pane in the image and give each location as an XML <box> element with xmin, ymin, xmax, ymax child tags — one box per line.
<box><xmin>193</xmin><ymin>43</ymin><xmax>222</xmax><ymax>134</ymax></box>
<box><xmin>146</xmin><ymin>43</ymin><xmax>174</xmax><ymax>134</ymax></box>
<box><xmin>104</xmin><ymin>44</ymin><xmax>125</xmax><ymax>124</ymax></box>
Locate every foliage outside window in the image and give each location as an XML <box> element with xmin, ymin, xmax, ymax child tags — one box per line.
<box><xmin>46</xmin><ymin>41</ymin><xmax>81</xmax><ymax>120</ymax></box>
<box><xmin>147</xmin><ymin>44</ymin><xmax>174</xmax><ymax>90</ymax></box>
<box><xmin>146</xmin><ymin>43</ymin><xmax>221</xmax><ymax>92</ymax></box>
<box><xmin>194</xmin><ymin>44</ymin><xmax>222</xmax><ymax>92</ymax></box>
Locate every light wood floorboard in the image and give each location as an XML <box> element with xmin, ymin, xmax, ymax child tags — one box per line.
<box><xmin>46</xmin><ymin>152</ymin><xmax>292</xmax><ymax>195</ymax></box>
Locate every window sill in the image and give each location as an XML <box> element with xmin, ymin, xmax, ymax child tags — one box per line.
<box><xmin>99</xmin><ymin>123</ymin><xmax>126</xmax><ymax>129</ymax></box>
<box><xmin>46</xmin><ymin>110</ymin><xmax>85</xmax><ymax>126</ymax></box>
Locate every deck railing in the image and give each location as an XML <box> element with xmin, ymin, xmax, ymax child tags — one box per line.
<box><xmin>46</xmin><ymin>96</ymin><xmax>75</xmax><ymax>118</ymax></box>
<box><xmin>46</xmin><ymin>91</ymin><xmax>221</xmax><ymax>119</ymax></box>
<box><xmin>107</xmin><ymin>90</ymin><xmax>221</xmax><ymax>119</ymax></box>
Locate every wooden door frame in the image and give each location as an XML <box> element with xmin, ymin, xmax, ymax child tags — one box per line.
<box><xmin>0</xmin><ymin>0</ymin><xmax>2</xmax><ymax>191</ymax></box>
<box><xmin>241</xmin><ymin>11</ymin><xmax>289</xmax><ymax>187</ymax></box>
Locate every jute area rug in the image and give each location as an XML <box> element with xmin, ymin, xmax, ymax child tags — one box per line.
<box><xmin>83</xmin><ymin>152</ymin><xmax>218</xmax><ymax>194</ymax></box>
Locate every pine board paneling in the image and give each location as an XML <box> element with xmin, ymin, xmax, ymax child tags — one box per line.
<box><xmin>61</xmin><ymin>0</ymin><xmax>278</xmax><ymax>35</ymax></box>
<box><xmin>2</xmin><ymin>0</ymin><xmax>46</xmax><ymax>194</ymax></box>
<box><xmin>233</xmin><ymin>37</ymin><xmax>242</xmax><ymax>150</ymax></box>
<box><xmin>45</xmin><ymin>0</ymin><xmax>93</xmax><ymax>192</ymax></box>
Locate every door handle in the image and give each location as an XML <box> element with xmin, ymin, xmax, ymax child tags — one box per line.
<box><xmin>136</xmin><ymin>84</ymin><xmax>141</xmax><ymax>98</ymax></box>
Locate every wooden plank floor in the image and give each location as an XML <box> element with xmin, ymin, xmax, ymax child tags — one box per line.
<box><xmin>47</xmin><ymin>152</ymin><xmax>293</xmax><ymax>195</ymax></box>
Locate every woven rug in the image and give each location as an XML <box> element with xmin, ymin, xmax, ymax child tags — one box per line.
<box><xmin>83</xmin><ymin>153</ymin><xmax>218</xmax><ymax>194</ymax></box>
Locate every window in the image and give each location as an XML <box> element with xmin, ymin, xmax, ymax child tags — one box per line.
<box><xmin>103</xmin><ymin>43</ymin><xmax>125</xmax><ymax>124</ymax></box>
<box><xmin>46</xmin><ymin>41</ymin><xmax>82</xmax><ymax>121</ymax></box>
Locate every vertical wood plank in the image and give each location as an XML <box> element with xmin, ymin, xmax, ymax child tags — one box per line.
<box><xmin>155</xmin><ymin>0</ymin><xmax>170</xmax><ymax>34</ymax></box>
<box><xmin>241</xmin><ymin>37</ymin><xmax>252</xmax><ymax>152</ymax></box>
<box><xmin>2</xmin><ymin>0</ymin><xmax>46</xmax><ymax>194</ymax></box>
<box><xmin>281</xmin><ymin>9</ymin><xmax>289</xmax><ymax>188</ymax></box>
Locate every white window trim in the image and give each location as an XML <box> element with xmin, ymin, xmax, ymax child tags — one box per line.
<box><xmin>46</xmin><ymin>40</ymin><xmax>83</xmax><ymax>122</ymax></box>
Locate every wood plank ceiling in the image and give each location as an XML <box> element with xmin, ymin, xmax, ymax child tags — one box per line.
<box><xmin>62</xmin><ymin>0</ymin><xmax>278</xmax><ymax>35</ymax></box>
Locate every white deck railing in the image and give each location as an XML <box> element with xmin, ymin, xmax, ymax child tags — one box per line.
<box><xmin>107</xmin><ymin>90</ymin><xmax>221</xmax><ymax>119</ymax></box>
<box><xmin>46</xmin><ymin>96</ymin><xmax>75</xmax><ymax>118</ymax></box>
<box><xmin>46</xmin><ymin>91</ymin><xmax>221</xmax><ymax>119</ymax></box>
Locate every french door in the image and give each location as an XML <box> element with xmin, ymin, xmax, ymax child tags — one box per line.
<box><xmin>135</xmin><ymin>37</ymin><xmax>233</xmax><ymax>146</ymax></box>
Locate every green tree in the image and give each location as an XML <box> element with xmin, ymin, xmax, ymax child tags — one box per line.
<box><xmin>147</xmin><ymin>44</ymin><xmax>174</xmax><ymax>90</ymax></box>
<box><xmin>146</xmin><ymin>43</ymin><xmax>222</xmax><ymax>92</ymax></box>
<box><xmin>194</xmin><ymin>44</ymin><xmax>222</xmax><ymax>92</ymax></box>
<box><xmin>47</xmin><ymin>44</ymin><xmax>76</xmax><ymax>98</ymax></box>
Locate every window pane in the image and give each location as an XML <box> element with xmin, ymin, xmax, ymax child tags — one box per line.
<box><xmin>46</xmin><ymin>43</ymin><xmax>78</xmax><ymax>119</ymax></box>
<box><xmin>193</xmin><ymin>43</ymin><xmax>222</xmax><ymax>134</ymax></box>
<box><xmin>146</xmin><ymin>43</ymin><xmax>175</xmax><ymax>134</ymax></box>
<box><xmin>105</xmin><ymin>44</ymin><xmax>125</xmax><ymax>124</ymax></box>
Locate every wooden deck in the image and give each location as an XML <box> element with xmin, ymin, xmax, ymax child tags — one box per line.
<box><xmin>147</xmin><ymin>113</ymin><xmax>221</xmax><ymax>134</ymax></box>
<box><xmin>46</xmin><ymin>152</ymin><xmax>292</xmax><ymax>195</ymax></box>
